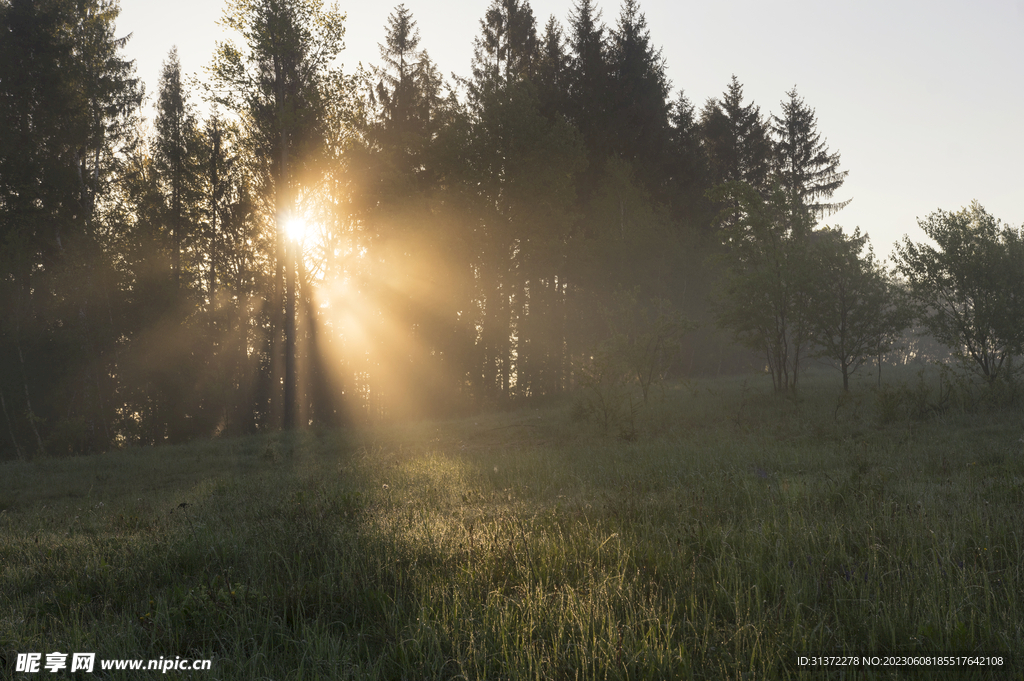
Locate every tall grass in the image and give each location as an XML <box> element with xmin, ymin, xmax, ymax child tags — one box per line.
<box><xmin>2</xmin><ymin>367</ymin><xmax>1022</xmax><ymax>679</ymax></box>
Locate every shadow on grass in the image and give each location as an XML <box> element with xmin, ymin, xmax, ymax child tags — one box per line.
<box><xmin>2</xmin><ymin>377</ymin><xmax>1023</xmax><ymax>679</ymax></box>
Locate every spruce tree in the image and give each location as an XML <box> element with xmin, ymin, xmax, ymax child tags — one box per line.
<box><xmin>471</xmin><ymin>0</ymin><xmax>539</xmax><ymax>89</ymax></box>
<box><xmin>465</xmin><ymin>0</ymin><xmax>584</xmax><ymax>401</ymax></box>
<box><xmin>666</xmin><ymin>90</ymin><xmax>711</xmax><ymax>230</ymax></box>
<box><xmin>566</xmin><ymin>0</ymin><xmax>610</xmax><ymax>166</ymax></box>
<box><xmin>771</xmin><ymin>87</ymin><xmax>849</xmax><ymax>221</ymax></box>
<box><xmin>374</xmin><ymin>5</ymin><xmax>421</xmax><ymax>137</ymax></box>
<box><xmin>154</xmin><ymin>47</ymin><xmax>203</xmax><ymax>289</ymax></box>
<box><xmin>607</xmin><ymin>0</ymin><xmax>671</xmax><ymax>193</ymax></box>
<box><xmin>370</xmin><ymin>5</ymin><xmax>444</xmax><ymax>186</ymax></box>
<box><xmin>0</xmin><ymin>0</ymin><xmax>140</xmax><ymax>456</ymax></box>
<box><xmin>535</xmin><ymin>16</ymin><xmax>570</xmax><ymax>123</ymax></box>
<box><xmin>701</xmin><ymin>75</ymin><xmax>772</xmax><ymax>194</ymax></box>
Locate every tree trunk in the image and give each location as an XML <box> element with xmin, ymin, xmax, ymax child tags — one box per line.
<box><xmin>0</xmin><ymin>385</ymin><xmax>25</xmax><ymax>460</ymax></box>
<box><xmin>275</xmin><ymin>54</ymin><xmax>297</xmax><ymax>432</ymax></box>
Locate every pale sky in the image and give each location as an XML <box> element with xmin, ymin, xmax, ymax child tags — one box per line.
<box><xmin>116</xmin><ymin>0</ymin><xmax>1023</xmax><ymax>259</ymax></box>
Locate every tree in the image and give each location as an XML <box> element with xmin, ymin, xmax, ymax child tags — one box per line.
<box><xmin>809</xmin><ymin>227</ymin><xmax>908</xmax><ymax>390</ymax></box>
<box><xmin>210</xmin><ymin>0</ymin><xmax>345</xmax><ymax>430</ymax></box>
<box><xmin>0</xmin><ymin>0</ymin><xmax>141</xmax><ymax>458</ymax></box>
<box><xmin>565</xmin><ymin>0</ymin><xmax>610</xmax><ymax>206</ymax></box>
<box><xmin>714</xmin><ymin>182</ymin><xmax>815</xmax><ymax>393</ymax></box>
<box><xmin>606</xmin><ymin>0</ymin><xmax>671</xmax><ymax>195</ymax></box>
<box><xmin>1</xmin><ymin>0</ymin><xmax>81</xmax><ymax>257</ymax></box>
<box><xmin>604</xmin><ymin>287</ymin><xmax>691</xmax><ymax>405</ymax></box>
<box><xmin>370</xmin><ymin>4</ymin><xmax>443</xmax><ymax>169</ymax></box>
<box><xmin>534</xmin><ymin>16</ymin><xmax>570</xmax><ymax>123</ymax></box>
<box><xmin>701</xmin><ymin>76</ymin><xmax>772</xmax><ymax>195</ymax></box>
<box><xmin>771</xmin><ymin>88</ymin><xmax>849</xmax><ymax>222</ymax></box>
<box><xmin>471</xmin><ymin>0</ymin><xmax>539</xmax><ymax>89</ymax></box>
<box><xmin>153</xmin><ymin>47</ymin><xmax>204</xmax><ymax>289</ymax></box>
<box><xmin>577</xmin><ymin>288</ymin><xmax>691</xmax><ymax>437</ymax></box>
<box><xmin>894</xmin><ymin>201</ymin><xmax>1024</xmax><ymax>383</ymax></box>
<box><xmin>463</xmin><ymin>0</ymin><xmax>585</xmax><ymax>402</ymax></box>
<box><xmin>666</xmin><ymin>90</ymin><xmax>711</xmax><ymax>229</ymax></box>
<box><xmin>373</xmin><ymin>4</ymin><xmax>420</xmax><ymax>127</ymax></box>
<box><xmin>365</xmin><ymin>5</ymin><xmax>445</xmax><ymax>193</ymax></box>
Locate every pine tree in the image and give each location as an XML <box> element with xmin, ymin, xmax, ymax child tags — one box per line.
<box><xmin>369</xmin><ymin>5</ymin><xmax>444</xmax><ymax>186</ymax></box>
<box><xmin>153</xmin><ymin>47</ymin><xmax>203</xmax><ymax>289</ymax></box>
<box><xmin>701</xmin><ymin>75</ymin><xmax>772</xmax><ymax>193</ymax></box>
<box><xmin>471</xmin><ymin>0</ymin><xmax>539</xmax><ymax>90</ymax></box>
<box><xmin>0</xmin><ymin>0</ymin><xmax>81</xmax><ymax>258</ymax></box>
<box><xmin>534</xmin><ymin>16</ymin><xmax>569</xmax><ymax>123</ymax></box>
<box><xmin>464</xmin><ymin>0</ymin><xmax>584</xmax><ymax>401</ymax></box>
<box><xmin>373</xmin><ymin>5</ymin><xmax>421</xmax><ymax>137</ymax></box>
<box><xmin>771</xmin><ymin>87</ymin><xmax>849</xmax><ymax>222</ymax></box>
<box><xmin>607</xmin><ymin>0</ymin><xmax>671</xmax><ymax>193</ymax></box>
<box><xmin>0</xmin><ymin>0</ymin><xmax>141</xmax><ymax>456</ymax></box>
<box><xmin>566</xmin><ymin>0</ymin><xmax>610</xmax><ymax>166</ymax></box>
<box><xmin>666</xmin><ymin>90</ymin><xmax>711</xmax><ymax>230</ymax></box>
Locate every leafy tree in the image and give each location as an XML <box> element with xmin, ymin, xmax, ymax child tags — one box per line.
<box><xmin>809</xmin><ymin>227</ymin><xmax>908</xmax><ymax>390</ymax></box>
<box><xmin>894</xmin><ymin>201</ymin><xmax>1024</xmax><ymax>383</ymax></box>
<box><xmin>577</xmin><ymin>288</ymin><xmax>691</xmax><ymax>437</ymax></box>
<box><xmin>714</xmin><ymin>182</ymin><xmax>815</xmax><ymax>393</ymax></box>
<box><xmin>771</xmin><ymin>88</ymin><xmax>849</xmax><ymax>221</ymax></box>
<box><xmin>604</xmin><ymin>287</ymin><xmax>692</xmax><ymax>405</ymax></box>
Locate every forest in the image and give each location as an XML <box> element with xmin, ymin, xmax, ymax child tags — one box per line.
<box><xmin>2</xmin><ymin>0</ymin><xmax>1023</xmax><ymax>460</ymax></box>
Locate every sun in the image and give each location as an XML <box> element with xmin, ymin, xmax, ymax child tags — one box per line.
<box><xmin>285</xmin><ymin>216</ymin><xmax>308</xmax><ymax>243</ymax></box>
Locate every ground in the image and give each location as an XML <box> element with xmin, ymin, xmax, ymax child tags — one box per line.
<box><xmin>1</xmin><ymin>367</ymin><xmax>1022</xmax><ymax>679</ymax></box>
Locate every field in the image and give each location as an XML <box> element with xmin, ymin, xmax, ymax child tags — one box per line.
<box><xmin>2</xmin><ymin>367</ymin><xmax>1023</xmax><ymax>679</ymax></box>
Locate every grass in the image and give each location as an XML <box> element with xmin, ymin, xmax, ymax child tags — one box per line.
<box><xmin>1</xmin><ymin>366</ymin><xmax>1023</xmax><ymax>679</ymax></box>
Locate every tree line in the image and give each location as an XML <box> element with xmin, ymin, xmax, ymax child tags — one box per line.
<box><xmin>2</xmin><ymin>0</ymin><xmax>1021</xmax><ymax>458</ymax></box>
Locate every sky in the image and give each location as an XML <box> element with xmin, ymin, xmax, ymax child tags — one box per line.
<box><xmin>116</xmin><ymin>0</ymin><xmax>1024</xmax><ymax>258</ymax></box>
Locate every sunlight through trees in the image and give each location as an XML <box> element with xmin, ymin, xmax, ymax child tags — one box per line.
<box><xmin>1</xmin><ymin>0</ymin><xmax>1018</xmax><ymax>457</ymax></box>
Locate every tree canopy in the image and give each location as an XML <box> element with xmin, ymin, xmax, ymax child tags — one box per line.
<box><xmin>5</xmin><ymin>0</ymin><xmax>1009</xmax><ymax>459</ymax></box>
<box><xmin>895</xmin><ymin>201</ymin><xmax>1024</xmax><ymax>383</ymax></box>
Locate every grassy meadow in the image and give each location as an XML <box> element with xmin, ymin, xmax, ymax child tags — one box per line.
<box><xmin>1</xmin><ymin>366</ymin><xmax>1023</xmax><ymax>679</ymax></box>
